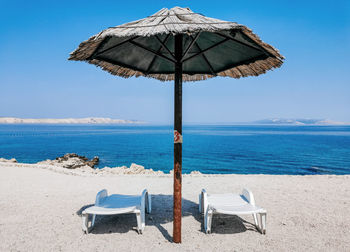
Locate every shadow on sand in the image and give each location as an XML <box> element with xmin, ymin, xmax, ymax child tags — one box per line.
<box><xmin>76</xmin><ymin>194</ymin><xmax>258</xmax><ymax>240</ymax></box>
<box><xmin>209</xmin><ymin>214</ymin><xmax>257</xmax><ymax>234</ymax></box>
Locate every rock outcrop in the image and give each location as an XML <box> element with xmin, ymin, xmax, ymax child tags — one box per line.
<box><xmin>99</xmin><ymin>163</ymin><xmax>165</xmax><ymax>175</ymax></box>
<box><xmin>34</xmin><ymin>154</ymin><xmax>165</xmax><ymax>174</ymax></box>
<box><xmin>37</xmin><ymin>153</ymin><xmax>99</xmax><ymax>169</ymax></box>
<box><xmin>170</xmin><ymin>169</ymin><xmax>202</xmax><ymax>175</ymax></box>
<box><xmin>0</xmin><ymin>158</ymin><xmax>17</xmax><ymax>163</ymax></box>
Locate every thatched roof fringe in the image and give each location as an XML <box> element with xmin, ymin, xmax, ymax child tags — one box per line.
<box><xmin>87</xmin><ymin>54</ymin><xmax>281</xmax><ymax>82</ymax></box>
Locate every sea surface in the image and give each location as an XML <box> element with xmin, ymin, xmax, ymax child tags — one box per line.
<box><xmin>0</xmin><ymin>124</ymin><xmax>349</xmax><ymax>175</ymax></box>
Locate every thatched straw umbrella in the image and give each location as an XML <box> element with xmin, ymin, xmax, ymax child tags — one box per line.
<box><xmin>69</xmin><ymin>6</ymin><xmax>284</xmax><ymax>243</ymax></box>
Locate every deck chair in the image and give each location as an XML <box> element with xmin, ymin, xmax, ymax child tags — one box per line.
<box><xmin>82</xmin><ymin>189</ymin><xmax>151</xmax><ymax>234</ymax></box>
<box><xmin>199</xmin><ymin>188</ymin><xmax>266</xmax><ymax>234</ymax></box>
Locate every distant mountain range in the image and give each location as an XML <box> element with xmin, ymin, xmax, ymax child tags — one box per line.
<box><xmin>0</xmin><ymin>117</ymin><xmax>142</xmax><ymax>124</ymax></box>
<box><xmin>253</xmin><ymin>118</ymin><xmax>350</xmax><ymax>125</ymax></box>
<box><xmin>0</xmin><ymin>117</ymin><xmax>348</xmax><ymax>125</ymax></box>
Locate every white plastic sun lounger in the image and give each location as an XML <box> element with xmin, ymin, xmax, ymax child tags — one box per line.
<box><xmin>199</xmin><ymin>189</ymin><xmax>267</xmax><ymax>234</ymax></box>
<box><xmin>82</xmin><ymin>189</ymin><xmax>151</xmax><ymax>234</ymax></box>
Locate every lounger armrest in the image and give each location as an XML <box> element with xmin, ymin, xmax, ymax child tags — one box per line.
<box><xmin>242</xmin><ymin>188</ymin><xmax>255</xmax><ymax>206</ymax></box>
<box><xmin>200</xmin><ymin>189</ymin><xmax>208</xmax><ymax>214</ymax></box>
<box><xmin>141</xmin><ymin>189</ymin><xmax>151</xmax><ymax>213</ymax></box>
<box><xmin>95</xmin><ymin>189</ymin><xmax>108</xmax><ymax>206</ymax></box>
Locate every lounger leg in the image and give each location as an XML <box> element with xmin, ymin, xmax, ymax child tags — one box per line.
<box><xmin>141</xmin><ymin>208</ymin><xmax>145</xmax><ymax>230</ymax></box>
<box><xmin>261</xmin><ymin>213</ymin><xmax>266</xmax><ymax>234</ymax></box>
<box><xmin>82</xmin><ymin>214</ymin><xmax>89</xmax><ymax>234</ymax></box>
<box><xmin>253</xmin><ymin>213</ymin><xmax>258</xmax><ymax>227</ymax></box>
<box><xmin>204</xmin><ymin>209</ymin><xmax>213</xmax><ymax>234</ymax></box>
<box><xmin>136</xmin><ymin>211</ymin><xmax>144</xmax><ymax>234</ymax></box>
<box><xmin>257</xmin><ymin>213</ymin><xmax>267</xmax><ymax>234</ymax></box>
<box><xmin>91</xmin><ymin>214</ymin><xmax>96</xmax><ymax>228</ymax></box>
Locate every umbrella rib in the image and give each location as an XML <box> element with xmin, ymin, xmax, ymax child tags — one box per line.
<box><xmin>129</xmin><ymin>40</ymin><xmax>176</xmax><ymax>64</ymax></box>
<box><xmin>238</xmin><ymin>31</ymin><xmax>276</xmax><ymax>57</ymax></box>
<box><xmin>91</xmin><ymin>36</ymin><xmax>138</xmax><ymax>59</ymax></box>
<box><xmin>146</xmin><ymin>34</ymin><xmax>171</xmax><ymax>74</ymax></box>
<box><xmin>87</xmin><ymin>36</ymin><xmax>111</xmax><ymax>60</ymax></box>
<box><xmin>215</xmin><ymin>32</ymin><xmax>272</xmax><ymax>57</ymax></box>
<box><xmin>154</xmin><ymin>35</ymin><xmax>176</xmax><ymax>60</ymax></box>
<box><xmin>192</xmin><ymin>40</ymin><xmax>217</xmax><ymax>76</ymax></box>
<box><xmin>215</xmin><ymin>54</ymin><xmax>269</xmax><ymax>74</ymax></box>
<box><xmin>95</xmin><ymin>56</ymin><xmax>147</xmax><ymax>74</ymax></box>
<box><xmin>181</xmin><ymin>32</ymin><xmax>201</xmax><ymax>61</ymax></box>
<box><xmin>181</xmin><ymin>38</ymin><xmax>229</xmax><ymax>63</ymax></box>
<box><xmin>110</xmin><ymin>21</ymin><xmax>235</xmax><ymax>29</ymax></box>
<box><xmin>147</xmin><ymin>35</ymin><xmax>171</xmax><ymax>73</ymax></box>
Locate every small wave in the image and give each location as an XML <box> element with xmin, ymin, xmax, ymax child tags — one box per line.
<box><xmin>304</xmin><ymin>166</ymin><xmax>330</xmax><ymax>174</ymax></box>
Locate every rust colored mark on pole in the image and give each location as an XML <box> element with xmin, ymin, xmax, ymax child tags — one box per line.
<box><xmin>173</xmin><ymin>34</ymin><xmax>183</xmax><ymax>244</ymax></box>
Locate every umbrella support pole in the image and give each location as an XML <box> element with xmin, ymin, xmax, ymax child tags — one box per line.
<box><xmin>173</xmin><ymin>34</ymin><xmax>183</xmax><ymax>244</ymax></box>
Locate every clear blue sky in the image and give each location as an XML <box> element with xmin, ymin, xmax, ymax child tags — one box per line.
<box><xmin>1</xmin><ymin>0</ymin><xmax>349</xmax><ymax>123</ymax></box>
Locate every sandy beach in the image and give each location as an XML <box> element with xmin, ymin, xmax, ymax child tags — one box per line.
<box><xmin>0</xmin><ymin>162</ymin><xmax>349</xmax><ymax>252</ymax></box>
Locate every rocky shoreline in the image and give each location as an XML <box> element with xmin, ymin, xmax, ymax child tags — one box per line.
<box><xmin>0</xmin><ymin>154</ymin><xmax>201</xmax><ymax>175</ymax></box>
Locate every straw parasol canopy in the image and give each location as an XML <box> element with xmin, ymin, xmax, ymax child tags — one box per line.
<box><xmin>69</xmin><ymin>6</ymin><xmax>284</xmax><ymax>243</ymax></box>
<box><xmin>69</xmin><ymin>7</ymin><xmax>284</xmax><ymax>82</ymax></box>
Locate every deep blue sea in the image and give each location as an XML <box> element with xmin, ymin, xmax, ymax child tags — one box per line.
<box><xmin>0</xmin><ymin>124</ymin><xmax>349</xmax><ymax>175</ymax></box>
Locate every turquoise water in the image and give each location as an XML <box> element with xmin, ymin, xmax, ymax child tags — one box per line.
<box><xmin>0</xmin><ymin>124</ymin><xmax>349</xmax><ymax>174</ymax></box>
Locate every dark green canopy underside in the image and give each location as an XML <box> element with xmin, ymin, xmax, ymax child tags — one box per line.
<box><xmin>88</xmin><ymin>30</ymin><xmax>270</xmax><ymax>76</ymax></box>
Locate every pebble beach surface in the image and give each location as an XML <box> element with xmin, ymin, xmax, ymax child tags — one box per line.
<box><xmin>0</xmin><ymin>161</ymin><xmax>349</xmax><ymax>251</ymax></box>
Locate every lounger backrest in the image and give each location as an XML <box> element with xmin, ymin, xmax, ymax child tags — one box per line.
<box><xmin>241</xmin><ymin>188</ymin><xmax>255</xmax><ymax>206</ymax></box>
<box><xmin>141</xmin><ymin>189</ymin><xmax>152</xmax><ymax>213</ymax></box>
<box><xmin>95</xmin><ymin>189</ymin><xmax>108</xmax><ymax>206</ymax></box>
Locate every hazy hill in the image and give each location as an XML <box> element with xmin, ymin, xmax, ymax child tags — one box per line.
<box><xmin>0</xmin><ymin>117</ymin><xmax>141</xmax><ymax>124</ymax></box>
<box><xmin>253</xmin><ymin>118</ymin><xmax>349</xmax><ymax>125</ymax></box>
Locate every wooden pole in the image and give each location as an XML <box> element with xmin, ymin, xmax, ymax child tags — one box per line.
<box><xmin>173</xmin><ymin>34</ymin><xmax>183</xmax><ymax>243</ymax></box>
